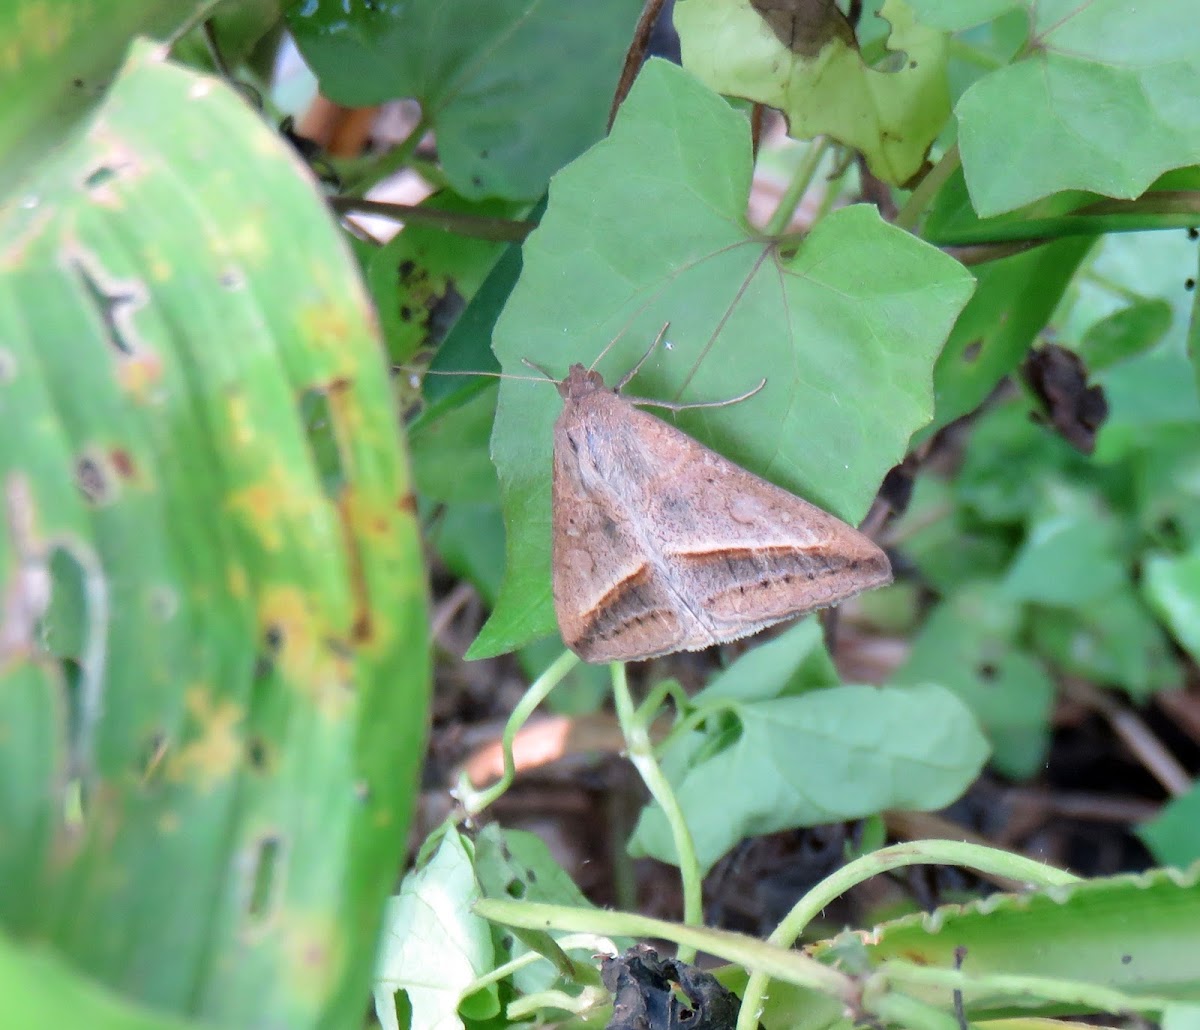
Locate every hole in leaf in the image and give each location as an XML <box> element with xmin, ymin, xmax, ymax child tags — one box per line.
<box><xmin>138</xmin><ymin>730</ymin><xmax>169</xmax><ymax>784</ymax></box>
<box><xmin>962</xmin><ymin>340</ymin><xmax>983</xmax><ymax>363</ymax></box>
<box><xmin>299</xmin><ymin>387</ymin><xmax>347</xmax><ymax>501</ymax></box>
<box><xmin>84</xmin><ymin>165</ymin><xmax>117</xmax><ymax>190</ymax></box>
<box><xmin>71</xmin><ymin>258</ymin><xmax>142</xmax><ymax>356</ymax></box>
<box><xmin>247</xmin><ymin>834</ymin><xmax>284</xmax><ymax>920</ymax></box>
<box><xmin>505</xmin><ymin>878</ymin><xmax>526</xmax><ymax>899</ymax></box>
<box><xmin>246</xmin><ymin>735</ymin><xmax>269</xmax><ymax>772</ymax></box>
<box><xmin>391</xmin><ymin>989</ymin><xmax>413</xmax><ymax>1030</ymax></box>
<box><xmin>75</xmin><ymin>454</ymin><xmax>111</xmax><ymax>504</ymax></box>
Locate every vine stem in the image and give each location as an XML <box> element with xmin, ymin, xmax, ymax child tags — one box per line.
<box><xmin>894</xmin><ymin>142</ymin><xmax>961</xmax><ymax>233</ymax></box>
<box><xmin>763</xmin><ymin>137</ymin><xmax>832</xmax><ymax>237</ymax></box>
<box><xmin>610</xmin><ymin>662</ymin><xmax>704</xmax><ymax>962</ymax></box>
<box><xmin>734</xmin><ymin>838</ymin><xmax>1079</xmax><ymax>1030</ymax></box>
<box><xmin>454</xmin><ymin>649</ymin><xmax>580</xmax><ymax>816</ymax></box>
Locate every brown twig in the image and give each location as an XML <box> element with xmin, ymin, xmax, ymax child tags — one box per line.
<box><xmin>1064</xmin><ymin>677</ymin><xmax>1192</xmax><ymax>797</ymax></box>
<box><xmin>328</xmin><ymin>197</ymin><xmax>537</xmax><ymax>242</ymax></box>
<box><xmin>609</xmin><ymin>0</ymin><xmax>669</xmax><ymax>131</ymax></box>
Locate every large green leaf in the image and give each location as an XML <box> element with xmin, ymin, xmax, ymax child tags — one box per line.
<box><xmin>849</xmin><ymin>862</ymin><xmax>1200</xmax><ymax>1016</ymax></box>
<box><xmin>471</xmin><ymin>59</ymin><xmax>974</xmax><ymax>657</ymax></box>
<box><xmin>287</xmin><ymin>0</ymin><xmax>644</xmax><ymax>200</ymax></box>
<box><xmin>373</xmin><ymin>832</ymin><xmax>496</xmax><ymax>1030</ymax></box>
<box><xmin>0</xmin><ymin>929</ymin><xmax>206</xmax><ymax>1030</ymax></box>
<box><xmin>631</xmin><ymin>680</ymin><xmax>989</xmax><ymax>874</ymax></box>
<box><xmin>676</xmin><ymin>0</ymin><xmax>950</xmax><ymax>185</ymax></box>
<box><xmin>913</xmin><ymin>1</ymin><xmax>1200</xmax><ymax>216</ymax></box>
<box><xmin>0</xmin><ymin>42</ymin><xmax>428</xmax><ymax>1028</ymax></box>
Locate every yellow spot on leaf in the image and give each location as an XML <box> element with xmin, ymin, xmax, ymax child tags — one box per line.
<box><xmin>297</xmin><ymin>300</ymin><xmax>354</xmax><ymax>353</ymax></box>
<box><xmin>259</xmin><ymin>587</ymin><xmax>355</xmax><ymax>720</ymax></box>
<box><xmin>279</xmin><ymin>912</ymin><xmax>344</xmax><ymax>1006</ymax></box>
<box><xmin>169</xmin><ymin>687</ymin><xmax>243</xmax><ymax>792</ymax></box>
<box><xmin>116</xmin><ymin>351</ymin><xmax>164</xmax><ymax>401</ymax></box>
<box><xmin>224</xmin><ymin>219</ymin><xmax>269</xmax><ymax>264</ymax></box>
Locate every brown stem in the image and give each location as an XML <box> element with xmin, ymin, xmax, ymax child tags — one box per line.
<box><xmin>609</xmin><ymin>0</ymin><xmax>670</xmax><ymax>131</ymax></box>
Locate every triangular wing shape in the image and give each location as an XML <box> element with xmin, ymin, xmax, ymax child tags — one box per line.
<box><xmin>550</xmin><ymin>378</ymin><xmax>891</xmax><ymax>663</ymax></box>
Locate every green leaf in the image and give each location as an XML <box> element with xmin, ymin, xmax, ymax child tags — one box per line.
<box><xmin>169</xmin><ymin>0</ymin><xmax>283</xmax><ymax>76</ymax></box>
<box><xmin>374</xmin><ymin>832</ymin><xmax>497</xmax><ymax>1030</ymax></box>
<box><xmin>1133</xmin><ymin>424</ymin><xmax>1200</xmax><ymax>549</ymax></box>
<box><xmin>676</xmin><ymin>0</ymin><xmax>950</xmax><ymax>185</ymax></box>
<box><xmin>927</xmin><ymin>231</ymin><xmax>1093</xmax><ymax>436</ymax></box>
<box><xmin>473</xmin><ymin>825</ymin><xmax>607</xmax><ymax>995</ymax></box>
<box><xmin>1001</xmin><ymin>502</ymin><xmax>1125</xmax><ymax>607</ymax></box>
<box><xmin>1143</xmin><ymin>547</ymin><xmax>1200</xmax><ymax>664</ymax></box>
<box><xmin>693</xmin><ymin>618</ymin><xmax>838</xmax><ymax>706</ymax></box>
<box><xmin>368</xmin><ymin>193</ymin><xmax>529</xmax><ymax>364</ymax></box>
<box><xmin>913</xmin><ymin>1</ymin><xmax>1200</xmax><ymax>216</ymax></box>
<box><xmin>1</xmin><ymin>42</ymin><xmax>429</xmax><ymax>1027</ymax></box>
<box><xmin>287</xmin><ymin>0</ymin><xmax>644</xmax><ymax>200</ymax></box>
<box><xmin>954</xmin><ymin>403</ymin><xmax>1098</xmax><ymax>525</ymax></box>
<box><xmin>1166</xmin><ymin>1005</ymin><xmax>1200</xmax><ymax>1030</ymax></box>
<box><xmin>851</xmin><ymin>862</ymin><xmax>1200</xmax><ymax>1017</ymax></box>
<box><xmin>411</xmin><ymin>386</ymin><xmax>501</xmax><ymax>507</ymax></box>
<box><xmin>631</xmin><ymin>682</ymin><xmax>988</xmax><ymax>873</ymax></box>
<box><xmin>472</xmin><ymin>59</ymin><xmax>974</xmax><ymax>657</ymax></box>
<box><xmin>900</xmin><ymin>476</ymin><xmax>1014</xmax><ymax>593</ymax></box>
<box><xmin>0</xmin><ymin>929</ymin><xmax>204</xmax><ymax>1030</ymax></box>
<box><xmin>1029</xmin><ymin>590</ymin><xmax>1181</xmax><ymax>701</ymax></box>
<box><xmin>894</xmin><ymin>584</ymin><xmax>1054</xmax><ymax>779</ymax></box>
<box><xmin>1138</xmin><ymin>782</ymin><xmax>1200</xmax><ymax>869</ymax></box>
<box><xmin>1081</xmin><ymin>298</ymin><xmax>1174</xmax><ymax>372</ymax></box>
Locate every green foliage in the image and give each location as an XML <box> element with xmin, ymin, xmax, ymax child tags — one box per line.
<box><xmin>912</xmin><ymin>0</ymin><xmax>1200</xmax><ymax>215</ymax></box>
<box><xmin>1</xmin><ymin>19</ymin><xmax>427</xmax><ymax>1030</ymax></box>
<box><xmin>629</xmin><ymin>622</ymin><xmax>989</xmax><ymax>872</ymax></box>
<box><xmin>473</xmin><ymin>60</ymin><xmax>973</xmax><ymax>657</ymax></box>
<box><xmin>676</xmin><ymin>0</ymin><xmax>949</xmax><ymax>185</ymax></box>
<box><xmin>4</xmin><ymin>2</ymin><xmax>1200</xmax><ymax>1030</ymax></box>
<box><xmin>287</xmin><ymin>0</ymin><xmax>645</xmax><ymax>199</ymax></box>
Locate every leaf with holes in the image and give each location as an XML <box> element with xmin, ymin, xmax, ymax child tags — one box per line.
<box><xmin>0</xmin><ymin>2</ymin><xmax>208</xmax><ymax>200</ymax></box>
<box><xmin>0</xmin><ymin>41</ymin><xmax>428</xmax><ymax>1028</ymax></box>
<box><xmin>374</xmin><ymin>832</ymin><xmax>497</xmax><ymax>1030</ymax></box>
<box><xmin>468</xmin><ymin>59</ymin><xmax>974</xmax><ymax>658</ymax></box>
<box><xmin>676</xmin><ymin>0</ymin><xmax>950</xmax><ymax>186</ymax></box>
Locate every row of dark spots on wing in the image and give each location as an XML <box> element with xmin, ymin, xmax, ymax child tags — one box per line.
<box><xmin>581</xmin><ymin>564</ymin><xmax>675</xmax><ymax>642</ymax></box>
<box><xmin>679</xmin><ymin>549</ymin><xmax>863</xmax><ymax>603</ymax></box>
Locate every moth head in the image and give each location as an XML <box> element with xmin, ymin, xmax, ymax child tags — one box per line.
<box><xmin>559</xmin><ymin>364</ymin><xmax>609</xmax><ymax>403</ymax></box>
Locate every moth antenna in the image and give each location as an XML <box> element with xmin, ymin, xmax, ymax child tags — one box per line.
<box><xmin>419</xmin><ymin>367</ymin><xmax>550</xmax><ymax>385</ymax></box>
<box><xmin>520</xmin><ymin>358</ymin><xmax>557</xmax><ymax>382</ymax></box>
<box><xmin>613</xmin><ymin>322</ymin><xmax>670</xmax><ymax>390</ymax></box>
<box><xmin>628</xmin><ymin>377</ymin><xmax>766</xmax><ymax>413</ymax></box>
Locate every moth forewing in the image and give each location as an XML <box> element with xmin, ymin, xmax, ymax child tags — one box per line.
<box><xmin>549</xmin><ymin>364</ymin><xmax>891</xmax><ymax>664</ymax></box>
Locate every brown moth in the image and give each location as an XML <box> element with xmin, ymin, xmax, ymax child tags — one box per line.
<box><xmin>550</xmin><ymin>362</ymin><xmax>892</xmax><ymax>664</ymax></box>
